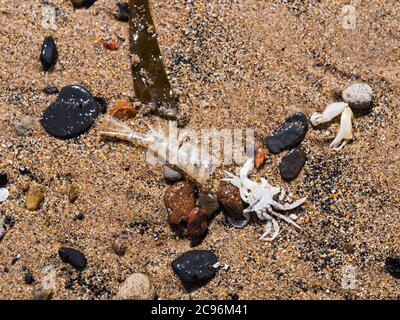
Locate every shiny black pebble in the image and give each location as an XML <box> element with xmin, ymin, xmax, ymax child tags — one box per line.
<box><xmin>171</xmin><ymin>250</ymin><xmax>218</xmax><ymax>288</ymax></box>
<box><xmin>279</xmin><ymin>148</ymin><xmax>307</xmax><ymax>181</ymax></box>
<box><xmin>265</xmin><ymin>112</ymin><xmax>308</xmax><ymax>154</ymax></box>
<box><xmin>40</xmin><ymin>85</ymin><xmax>99</xmax><ymax>139</ymax></box>
<box><xmin>40</xmin><ymin>36</ymin><xmax>58</xmax><ymax>71</ymax></box>
<box><xmin>0</xmin><ymin>172</ymin><xmax>8</xmax><ymax>188</ymax></box>
<box><xmin>115</xmin><ymin>2</ymin><xmax>130</xmax><ymax>22</ymax></box>
<box><xmin>385</xmin><ymin>257</ymin><xmax>400</xmax><ymax>279</ymax></box>
<box><xmin>58</xmin><ymin>247</ymin><xmax>87</xmax><ymax>270</ymax></box>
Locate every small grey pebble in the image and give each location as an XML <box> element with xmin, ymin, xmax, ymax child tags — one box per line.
<box><xmin>164</xmin><ymin>165</ymin><xmax>184</xmax><ymax>182</ymax></box>
<box><xmin>16</xmin><ymin>123</ymin><xmax>27</xmax><ymax>136</ymax></box>
<box><xmin>198</xmin><ymin>192</ymin><xmax>219</xmax><ymax>215</ymax></box>
<box><xmin>342</xmin><ymin>83</ymin><xmax>373</xmax><ymax>110</ymax></box>
<box><xmin>32</xmin><ymin>287</ymin><xmax>52</xmax><ymax>300</ymax></box>
<box><xmin>0</xmin><ymin>216</ymin><xmax>5</xmax><ymax>240</ymax></box>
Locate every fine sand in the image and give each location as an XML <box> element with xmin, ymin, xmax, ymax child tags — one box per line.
<box><xmin>0</xmin><ymin>0</ymin><xmax>399</xmax><ymax>299</ymax></box>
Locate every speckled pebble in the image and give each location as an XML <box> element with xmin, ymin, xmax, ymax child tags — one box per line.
<box><xmin>217</xmin><ymin>181</ymin><xmax>244</xmax><ymax>220</ymax></box>
<box><xmin>115</xmin><ymin>273</ymin><xmax>156</xmax><ymax>300</ymax></box>
<box><xmin>342</xmin><ymin>83</ymin><xmax>373</xmax><ymax>110</ymax></box>
<box><xmin>171</xmin><ymin>250</ymin><xmax>218</xmax><ymax>289</ymax></box>
<box><xmin>164</xmin><ymin>181</ymin><xmax>196</xmax><ymax>234</ymax></box>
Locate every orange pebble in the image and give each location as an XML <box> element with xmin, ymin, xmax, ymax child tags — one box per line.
<box><xmin>255</xmin><ymin>148</ymin><xmax>267</xmax><ymax>169</ymax></box>
<box><xmin>108</xmin><ymin>100</ymin><xmax>137</xmax><ymax>120</ymax></box>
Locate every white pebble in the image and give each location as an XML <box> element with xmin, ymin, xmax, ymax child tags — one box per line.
<box><xmin>342</xmin><ymin>83</ymin><xmax>373</xmax><ymax>110</ymax></box>
<box><xmin>0</xmin><ymin>188</ymin><xmax>9</xmax><ymax>202</ymax></box>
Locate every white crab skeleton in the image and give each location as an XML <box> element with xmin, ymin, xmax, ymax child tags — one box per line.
<box><xmin>223</xmin><ymin>158</ymin><xmax>306</xmax><ymax>241</ymax></box>
<box><xmin>310</xmin><ymin>102</ymin><xmax>353</xmax><ymax>150</ymax></box>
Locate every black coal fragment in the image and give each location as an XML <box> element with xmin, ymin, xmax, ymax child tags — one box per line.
<box><xmin>385</xmin><ymin>257</ymin><xmax>400</xmax><ymax>279</ymax></box>
<box><xmin>0</xmin><ymin>172</ymin><xmax>8</xmax><ymax>188</ymax></box>
<box><xmin>40</xmin><ymin>85</ymin><xmax>99</xmax><ymax>139</ymax></box>
<box><xmin>58</xmin><ymin>247</ymin><xmax>87</xmax><ymax>270</ymax></box>
<box><xmin>43</xmin><ymin>86</ymin><xmax>59</xmax><ymax>94</ymax></box>
<box><xmin>265</xmin><ymin>112</ymin><xmax>308</xmax><ymax>154</ymax></box>
<box><xmin>279</xmin><ymin>148</ymin><xmax>307</xmax><ymax>181</ymax></box>
<box><xmin>171</xmin><ymin>250</ymin><xmax>218</xmax><ymax>289</ymax></box>
<box><xmin>115</xmin><ymin>2</ymin><xmax>130</xmax><ymax>22</ymax></box>
<box><xmin>40</xmin><ymin>36</ymin><xmax>58</xmax><ymax>71</ymax></box>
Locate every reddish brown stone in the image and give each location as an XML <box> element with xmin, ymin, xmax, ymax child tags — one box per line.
<box><xmin>164</xmin><ymin>181</ymin><xmax>196</xmax><ymax>234</ymax></box>
<box><xmin>102</xmin><ymin>38</ymin><xmax>121</xmax><ymax>51</ymax></box>
<box><xmin>217</xmin><ymin>181</ymin><xmax>244</xmax><ymax>220</ymax></box>
<box><xmin>186</xmin><ymin>207</ymin><xmax>208</xmax><ymax>241</ymax></box>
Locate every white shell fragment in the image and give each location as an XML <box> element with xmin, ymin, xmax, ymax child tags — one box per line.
<box><xmin>330</xmin><ymin>107</ymin><xmax>353</xmax><ymax>150</ymax></box>
<box><xmin>342</xmin><ymin>82</ymin><xmax>373</xmax><ymax>110</ymax></box>
<box><xmin>223</xmin><ymin>158</ymin><xmax>306</xmax><ymax>241</ymax></box>
<box><xmin>0</xmin><ymin>188</ymin><xmax>9</xmax><ymax>202</ymax></box>
<box><xmin>310</xmin><ymin>102</ymin><xmax>349</xmax><ymax>127</ymax></box>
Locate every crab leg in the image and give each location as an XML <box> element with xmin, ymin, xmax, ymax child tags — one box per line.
<box><xmin>268</xmin><ymin>206</ymin><xmax>302</xmax><ymax>230</ymax></box>
<box><xmin>272</xmin><ymin>197</ymin><xmax>307</xmax><ymax>211</ymax></box>
<box><xmin>259</xmin><ymin>220</ymin><xmax>273</xmax><ymax>240</ymax></box>
<box><xmin>310</xmin><ymin>102</ymin><xmax>349</xmax><ymax>126</ymax></box>
<box><xmin>330</xmin><ymin>106</ymin><xmax>353</xmax><ymax>150</ymax></box>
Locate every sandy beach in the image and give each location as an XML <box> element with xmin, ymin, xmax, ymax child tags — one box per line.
<box><xmin>0</xmin><ymin>0</ymin><xmax>399</xmax><ymax>299</ymax></box>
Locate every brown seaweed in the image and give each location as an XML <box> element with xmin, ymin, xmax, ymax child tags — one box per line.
<box><xmin>129</xmin><ymin>0</ymin><xmax>178</xmax><ymax>119</ymax></box>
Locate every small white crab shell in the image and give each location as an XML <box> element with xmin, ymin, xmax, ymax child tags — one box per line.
<box><xmin>223</xmin><ymin>158</ymin><xmax>306</xmax><ymax>241</ymax></box>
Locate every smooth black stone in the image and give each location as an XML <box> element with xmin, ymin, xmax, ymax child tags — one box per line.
<box><xmin>385</xmin><ymin>257</ymin><xmax>400</xmax><ymax>279</ymax></box>
<box><xmin>43</xmin><ymin>86</ymin><xmax>59</xmax><ymax>94</ymax></box>
<box><xmin>265</xmin><ymin>112</ymin><xmax>308</xmax><ymax>154</ymax></box>
<box><xmin>171</xmin><ymin>250</ymin><xmax>218</xmax><ymax>288</ymax></box>
<box><xmin>94</xmin><ymin>96</ymin><xmax>107</xmax><ymax>114</ymax></box>
<box><xmin>0</xmin><ymin>172</ymin><xmax>8</xmax><ymax>188</ymax></box>
<box><xmin>58</xmin><ymin>247</ymin><xmax>87</xmax><ymax>270</ymax></box>
<box><xmin>40</xmin><ymin>85</ymin><xmax>99</xmax><ymax>139</ymax></box>
<box><xmin>279</xmin><ymin>148</ymin><xmax>307</xmax><ymax>181</ymax></box>
<box><xmin>115</xmin><ymin>2</ymin><xmax>130</xmax><ymax>22</ymax></box>
<box><xmin>72</xmin><ymin>0</ymin><xmax>97</xmax><ymax>8</ymax></box>
<box><xmin>40</xmin><ymin>36</ymin><xmax>58</xmax><ymax>71</ymax></box>
<box><xmin>24</xmin><ymin>272</ymin><xmax>35</xmax><ymax>285</ymax></box>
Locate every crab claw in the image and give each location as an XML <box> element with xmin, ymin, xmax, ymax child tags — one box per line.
<box><xmin>310</xmin><ymin>102</ymin><xmax>349</xmax><ymax>126</ymax></box>
<box><xmin>330</xmin><ymin>106</ymin><xmax>353</xmax><ymax>150</ymax></box>
<box><xmin>239</xmin><ymin>158</ymin><xmax>254</xmax><ymax>179</ymax></box>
